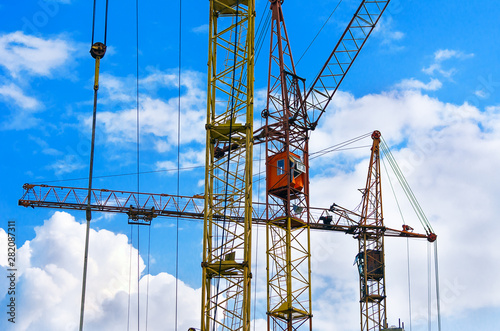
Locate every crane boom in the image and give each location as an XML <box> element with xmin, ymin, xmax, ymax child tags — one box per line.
<box><xmin>303</xmin><ymin>0</ymin><xmax>391</xmax><ymax>129</ymax></box>
<box><xmin>19</xmin><ymin>183</ymin><xmax>432</xmax><ymax>240</ymax></box>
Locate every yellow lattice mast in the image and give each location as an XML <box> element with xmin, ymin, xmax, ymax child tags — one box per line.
<box><xmin>201</xmin><ymin>0</ymin><xmax>255</xmax><ymax>330</ymax></box>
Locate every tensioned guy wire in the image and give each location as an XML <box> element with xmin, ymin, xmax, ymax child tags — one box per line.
<box><xmin>296</xmin><ymin>0</ymin><xmax>343</xmax><ymax>66</ymax></box>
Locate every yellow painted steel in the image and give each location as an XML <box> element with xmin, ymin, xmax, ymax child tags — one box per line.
<box><xmin>267</xmin><ymin>217</ymin><xmax>312</xmax><ymax>330</ymax></box>
<box><xmin>201</xmin><ymin>0</ymin><xmax>254</xmax><ymax>330</ymax></box>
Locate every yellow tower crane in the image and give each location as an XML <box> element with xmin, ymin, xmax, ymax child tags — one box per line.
<box><xmin>201</xmin><ymin>0</ymin><xmax>255</xmax><ymax>330</ymax></box>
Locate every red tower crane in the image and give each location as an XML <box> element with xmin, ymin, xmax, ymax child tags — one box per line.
<box><xmin>255</xmin><ymin>0</ymin><xmax>418</xmax><ymax>330</ymax></box>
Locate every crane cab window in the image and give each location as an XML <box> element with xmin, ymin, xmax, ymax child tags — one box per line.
<box><xmin>290</xmin><ymin>155</ymin><xmax>305</xmax><ymax>179</ymax></box>
<box><xmin>267</xmin><ymin>151</ymin><xmax>305</xmax><ymax>199</ymax></box>
<box><xmin>277</xmin><ymin>159</ymin><xmax>285</xmax><ymax>175</ymax></box>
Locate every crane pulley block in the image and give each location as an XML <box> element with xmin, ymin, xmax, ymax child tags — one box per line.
<box><xmin>127</xmin><ymin>206</ymin><xmax>157</xmax><ymax>225</ymax></box>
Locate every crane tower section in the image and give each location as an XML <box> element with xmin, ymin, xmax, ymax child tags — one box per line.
<box><xmin>356</xmin><ymin>131</ymin><xmax>386</xmax><ymax>331</ymax></box>
<box><xmin>263</xmin><ymin>1</ymin><xmax>312</xmax><ymax>330</ymax></box>
<box><xmin>201</xmin><ymin>0</ymin><xmax>255</xmax><ymax>330</ymax></box>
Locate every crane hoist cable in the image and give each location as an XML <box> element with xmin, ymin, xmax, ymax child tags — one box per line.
<box><xmin>174</xmin><ymin>0</ymin><xmax>183</xmax><ymax>329</ymax></box>
<box><xmin>127</xmin><ymin>225</ymin><xmax>134</xmax><ymax>331</ymax></box>
<box><xmin>80</xmin><ymin>1</ymin><xmax>109</xmax><ymax>331</ymax></box>
<box><xmin>134</xmin><ymin>0</ymin><xmax>142</xmax><ymax>328</ymax></box>
<box><xmin>428</xmin><ymin>241</ymin><xmax>432</xmax><ymax>331</ymax></box>
<box><xmin>434</xmin><ymin>241</ymin><xmax>442</xmax><ymax>331</ymax></box>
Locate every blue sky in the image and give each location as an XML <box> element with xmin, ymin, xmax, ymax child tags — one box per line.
<box><xmin>1</xmin><ymin>0</ymin><xmax>500</xmax><ymax>330</ymax></box>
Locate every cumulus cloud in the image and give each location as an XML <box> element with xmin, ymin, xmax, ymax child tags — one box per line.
<box><xmin>87</xmin><ymin>70</ymin><xmax>206</xmax><ymax>151</ymax></box>
<box><xmin>5</xmin><ymin>82</ymin><xmax>500</xmax><ymax>330</ymax></box>
<box><xmin>0</xmin><ymin>32</ymin><xmax>79</xmax><ymax>130</ymax></box>
<box><xmin>0</xmin><ymin>212</ymin><xmax>200</xmax><ymax>331</ymax></box>
<box><xmin>306</xmin><ymin>87</ymin><xmax>500</xmax><ymax>329</ymax></box>
<box><xmin>0</xmin><ymin>31</ymin><xmax>76</xmax><ymax>79</ymax></box>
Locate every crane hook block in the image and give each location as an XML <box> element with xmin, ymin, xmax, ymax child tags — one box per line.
<box><xmin>90</xmin><ymin>42</ymin><xmax>107</xmax><ymax>59</ymax></box>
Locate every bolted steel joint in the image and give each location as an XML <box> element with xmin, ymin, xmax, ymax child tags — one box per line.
<box><xmin>90</xmin><ymin>42</ymin><xmax>107</xmax><ymax>59</ymax></box>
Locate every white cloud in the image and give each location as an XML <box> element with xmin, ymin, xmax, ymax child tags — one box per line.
<box><xmin>6</xmin><ymin>78</ymin><xmax>500</xmax><ymax>330</ymax></box>
<box><xmin>155</xmin><ymin>148</ymin><xmax>205</xmax><ymax>174</ymax></box>
<box><xmin>0</xmin><ymin>83</ymin><xmax>40</xmax><ymax>109</ymax></box>
<box><xmin>0</xmin><ymin>82</ymin><xmax>45</xmax><ymax>129</ymax></box>
<box><xmin>29</xmin><ymin>136</ymin><xmax>63</xmax><ymax>156</ymax></box>
<box><xmin>306</xmin><ymin>87</ymin><xmax>500</xmax><ymax>329</ymax></box>
<box><xmin>372</xmin><ymin>17</ymin><xmax>405</xmax><ymax>51</ymax></box>
<box><xmin>47</xmin><ymin>154</ymin><xmax>86</xmax><ymax>175</ymax></box>
<box><xmin>422</xmin><ymin>49</ymin><xmax>474</xmax><ymax>77</ymax></box>
<box><xmin>192</xmin><ymin>24</ymin><xmax>209</xmax><ymax>34</ymax></box>
<box><xmin>98</xmin><ymin>74</ymin><xmax>136</xmax><ymax>104</ymax></box>
<box><xmin>4</xmin><ymin>212</ymin><xmax>201</xmax><ymax>331</ymax></box>
<box><xmin>0</xmin><ymin>32</ymin><xmax>81</xmax><ymax>130</ymax></box>
<box><xmin>88</xmin><ymin>70</ymin><xmax>206</xmax><ymax>150</ymax></box>
<box><xmin>434</xmin><ymin>49</ymin><xmax>473</xmax><ymax>62</ymax></box>
<box><xmin>309</xmin><ymin>89</ymin><xmax>480</xmax><ymax>158</ymax></box>
<box><xmin>474</xmin><ymin>89</ymin><xmax>488</xmax><ymax>98</ymax></box>
<box><xmin>394</xmin><ymin>78</ymin><xmax>442</xmax><ymax>91</ymax></box>
<box><xmin>0</xmin><ymin>31</ymin><xmax>76</xmax><ymax>79</ymax></box>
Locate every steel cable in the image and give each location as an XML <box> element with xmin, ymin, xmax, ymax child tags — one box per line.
<box><xmin>80</xmin><ymin>1</ymin><xmax>109</xmax><ymax>330</ymax></box>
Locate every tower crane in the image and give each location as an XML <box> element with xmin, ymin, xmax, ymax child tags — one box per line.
<box><xmin>201</xmin><ymin>0</ymin><xmax>254</xmax><ymax>330</ymax></box>
<box><xmin>255</xmin><ymin>0</ymin><xmax>411</xmax><ymax>330</ymax></box>
<box><xmin>18</xmin><ymin>0</ymin><xmax>438</xmax><ymax>330</ymax></box>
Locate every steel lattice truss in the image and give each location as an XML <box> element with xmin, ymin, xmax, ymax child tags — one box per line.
<box><xmin>303</xmin><ymin>0</ymin><xmax>391</xmax><ymax>128</ymax></box>
<box><xmin>202</xmin><ymin>0</ymin><xmax>255</xmax><ymax>330</ymax></box>
<box><xmin>19</xmin><ymin>184</ymin><xmax>431</xmax><ymax>238</ymax></box>
<box><xmin>263</xmin><ymin>1</ymin><xmax>312</xmax><ymax>330</ymax></box>
<box><xmin>356</xmin><ymin>131</ymin><xmax>386</xmax><ymax>331</ymax></box>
